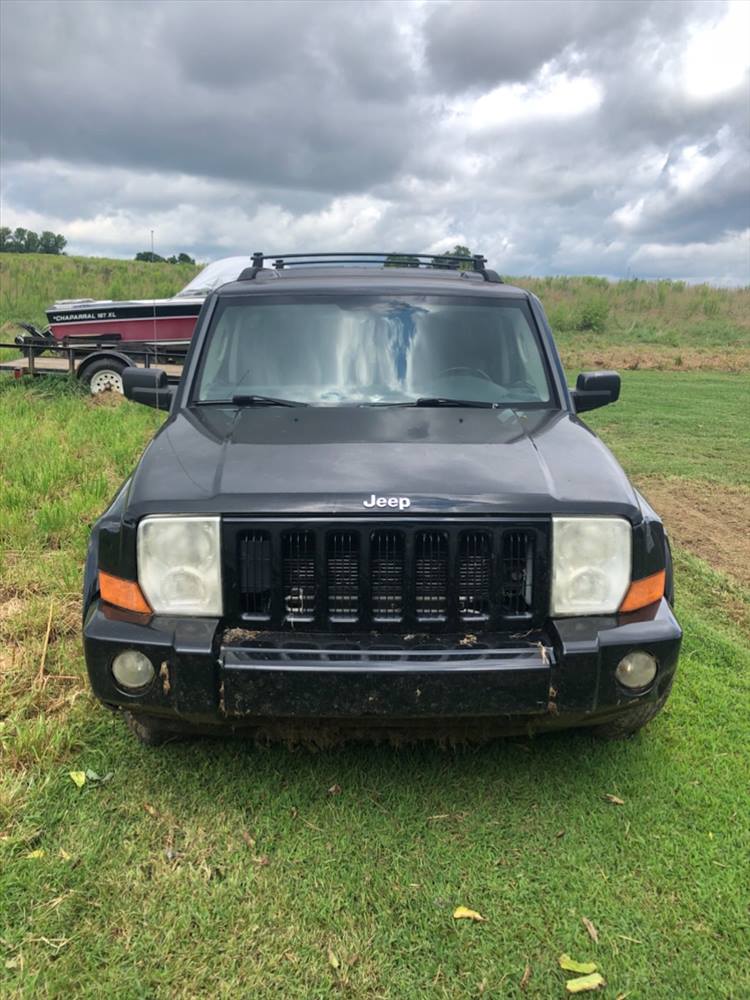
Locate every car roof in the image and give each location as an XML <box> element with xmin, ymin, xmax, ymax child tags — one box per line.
<box><xmin>216</xmin><ymin>266</ymin><xmax>529</xmax><ymax>299</ymax></box>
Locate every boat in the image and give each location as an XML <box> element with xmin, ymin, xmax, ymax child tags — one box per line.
<box><xmin>18</xmin><ymin>257</ymin><xmax>251</xmax><ymax>352</ymax></box>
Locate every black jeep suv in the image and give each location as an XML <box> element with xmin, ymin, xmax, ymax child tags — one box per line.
<box><xmin>82</xmin><ymin>252</ymin><xmax>681</xmax><ymax>744</ymax></box>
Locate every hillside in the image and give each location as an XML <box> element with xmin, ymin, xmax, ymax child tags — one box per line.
<box><xmin>1</xmin><ymin>252</ymin><xmax>748</xmax><ymax>370</ymax></box>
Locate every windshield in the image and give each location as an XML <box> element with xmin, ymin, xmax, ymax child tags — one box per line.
<box><xmin>174</xmin><ymin>257</ymin><xmax>250</xmax><ymax>297</ymax></box>
<box><xmin>194</xmin><ymin>294</ymin><xmax>553</xmax><ymax>406</ymax></box>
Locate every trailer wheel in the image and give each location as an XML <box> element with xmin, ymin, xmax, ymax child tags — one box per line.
<box><xmin>79</xmin><ymin>357</ymin><xmax>127</xmax><ymax>395</ymax></box>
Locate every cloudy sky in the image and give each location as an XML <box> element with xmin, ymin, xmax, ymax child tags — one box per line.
<box><xmin>1</xmin><ymin>0</ymin><xmax>748</xmax><ymax>283</ymax></box>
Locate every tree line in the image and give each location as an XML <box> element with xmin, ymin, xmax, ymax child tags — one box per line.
<box><xmin>385</xmin><ymin>245</ymin><xmax>475</xmax><ymax>269</ymax></box>
<box><xmin>0</xmin><ymin>228</ymin><xmax>196</xmax><ymax>263</ymax></box>
<box><xmin>134</xmin><ymin>251</ymin><xmax>196</xmax><ymax>264</ymax></box>
<box><xmin>0</xmin><ymin>227</ymin><xmax>67</xmax><ymax>254</ymax></box>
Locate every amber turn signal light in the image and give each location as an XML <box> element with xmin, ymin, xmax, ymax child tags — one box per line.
<box><xmin>98</xmin><ymin>571</ymin><xmax>151</xmax><ymax>614</ymax></box>
<box><xmin>619</xmin><ymin>569</ymin><xmax>666</xmax><ymax>613</ymax></box>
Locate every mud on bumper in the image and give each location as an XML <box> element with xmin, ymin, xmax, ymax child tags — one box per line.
<box><xmin>83</xmin><ymin>597</ymin><xmax>681</xmax><ymax>735</ymax></box>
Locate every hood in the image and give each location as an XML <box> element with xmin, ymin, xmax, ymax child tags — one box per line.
<box><xmin>125</xmin><ymin>405</ymin><xmax>641</xmax><ymax>522</ymax></box>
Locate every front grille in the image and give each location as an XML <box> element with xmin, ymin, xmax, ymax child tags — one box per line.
<box><xmin>283</xmin><ymin>530</ymin><xmax>316</xmax><ymax>621</ymax></box>
<box><xmin>458</xmin><ymin>531</ymin><xmax>492</xmax><ymax>619</ymax></box>
<box><xmin>371</xmin><ymin>531</ymin><xmax>404</xmax><ymax>620</ymax></box>
<box><xmin>501</xmin><ymin>530</ymin><xmax>534</xmax><ymax>615</ymax></box>
<box><xmin>228</xmin><ymin>519</ymin><xmax>548</xmax><ymax>631</ymax></box>
<box><xmin>238</xmin><ymin>532</ymin><xmax>272</xmax><ymax>615</ymax></box>
<box><xmin>415</xmin><ymin>531</ymin><xmax>449</xmax><ymax>619</ymax></box>
<box><xmin>327</xmin><ymin>531</ymin><xmax>359</xmax><ymax>620</ymax></box>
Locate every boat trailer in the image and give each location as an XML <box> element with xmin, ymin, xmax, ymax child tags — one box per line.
<box><xmin>0</xmin><ymin>338</ymin><xmax>184</xmax><ymax>394</ymax></box>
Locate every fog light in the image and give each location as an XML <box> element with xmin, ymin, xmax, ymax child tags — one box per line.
<box><xmin>615</xmin><ymin>650</ymin><xmax>658</xmax><ymax>690</ymax></box>
<box><xmin>112</xmin><ymin>649</ymin><xmax>155</xmax><ymax>691</ymax></box>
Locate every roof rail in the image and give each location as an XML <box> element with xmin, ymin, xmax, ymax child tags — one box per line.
<box><xmin>237</xmin><ymin>252</ymin><xmax>503</xmax><ymax>283</ymax></box>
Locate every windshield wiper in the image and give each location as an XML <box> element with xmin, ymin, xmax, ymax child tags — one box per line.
<box><xmin>231</xmin><ymin>394</ymin><xmax>308</xmax><ymax>407</ymax></box>
<box><xmin>366</xmin><ymin>396</ymin><xmax>499</xmax><ymax>408</ymax></box>
<box><xmin>412</xmin><ymin>397</ymin><xmax>498</xmax><ymax>408</ymax></box>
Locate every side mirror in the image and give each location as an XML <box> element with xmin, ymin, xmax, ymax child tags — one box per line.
<box><xmin>122</xmin><ymin>367</ymin><xmax>174</xmax><ymax>411</ymax></box>
<box><xmin>571</xmin><ymin>370</ymin><xmax>620</xmax><ymax>413</ymax></box>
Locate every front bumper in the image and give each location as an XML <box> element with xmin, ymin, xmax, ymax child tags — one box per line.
<box><xmin>83</xmin><ymin>597</ymin><xmax>682</xmax><ymax>735</ymax></box>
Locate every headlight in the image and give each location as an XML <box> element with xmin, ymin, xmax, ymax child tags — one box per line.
<box><xmin>551</xmin><ymin>516</ymin><xmax>631</xmax><ymax>616</ymax></box>
<box><xmin>137</xmin><ymin>516</ymin><xmax>222</xmax><ymax>616</ymax></box>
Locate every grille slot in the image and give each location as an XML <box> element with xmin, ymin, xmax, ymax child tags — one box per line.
<box><xmin>458</xmin><ymin>531</ymin><xmax>492</xmax><ymax>619</ymax></box>
<box><xmin>501</xmin><ymin>530</ymin><xmax>534</xmax><ymax>616</ymax></box>
<box><xmin>371</xmin><ymin>531</ymin><xmax>404</xmax><ymax>621</ymax></box>
<box><xmin>238</xmin><ymin>531</ymin><xmax>272</xmax><ymax>616</ymax></box>
<box><xmin>327</xmin><ymin>531</ymin><xmax>359</xmax><ymax>619</ymax></box>
<box><xmin>415</xmin><ymin>531</ymin><xmax>448</xmax><ymax>619</ymax></box>
<box><xmin>283</xmin><ymin>530</ymin><xmax>316</xmax><ymax>621</ymax></box>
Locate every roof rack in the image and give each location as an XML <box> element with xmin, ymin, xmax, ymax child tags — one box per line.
<box><xmin>238</xmin><ymin>252</ymin><xmax>503</xmax><ymax>283</ymax></box>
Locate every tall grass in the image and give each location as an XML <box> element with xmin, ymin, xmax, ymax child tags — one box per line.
<box><xmin>515</xmin><ymin>274</ymin><xmax>750</xmax><ymax>350</ymax></box>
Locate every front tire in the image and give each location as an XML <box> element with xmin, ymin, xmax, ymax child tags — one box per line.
<box><xmin>590</xmin><ymin>678</ymin><xmax>674</xmax><ymax>740</ymax></box>
<box><xmin>123</xmin><ymin>710</ymin><xmax>176</xmax><ymax>746</ymax></box>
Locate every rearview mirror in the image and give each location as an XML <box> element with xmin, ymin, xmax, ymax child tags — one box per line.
<box><xmin>571</xmin><ymin>371</ymin><xmax>620</xmax><ymax>413</ymax></box>
<box><xmin>122</xmin><ymin>367</ymin><xmax>174</xmax><ymax>411</ymax></box>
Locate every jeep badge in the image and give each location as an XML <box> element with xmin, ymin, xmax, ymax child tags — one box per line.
<box><xmin>363</xmin><ymin>494</ymin><xmax>411</xmax><ymax>510</ymax></box>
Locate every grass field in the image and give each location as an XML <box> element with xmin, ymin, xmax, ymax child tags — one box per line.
<box><xmin>1</xmin><ymin>368</ymin><xmax>748</xmax><ymax>999</ymax></box>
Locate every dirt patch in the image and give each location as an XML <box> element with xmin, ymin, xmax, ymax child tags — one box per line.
<box><xmin>0</xmin><ymin>596</ymin><xmax>27</xmax><ymax>625</ymax></box>
<box><xmin>637</xmin><ymin>477</ymin><xmax>750</xmax><ymax>588</ymax></box>
<box><xmin>562</xmin><ymin>347</ymin><xmax>750</xmax><ymax>373</ymax></box>
<box><xmin>87</xmin><ymin>390</ymin><xmax>125</xmax><ymax>408</ymax></box>
<box><xmin>0</xmin><ymin>648</ymin><xmax>18</xmax><ymax>676</ymax></box>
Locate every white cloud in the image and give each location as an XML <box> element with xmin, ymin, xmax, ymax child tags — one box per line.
<box><xmin>610</xmin><ymin>124</ymin><xmax>744</xmax><ymax>236</ymax></box>
<box><xmin>450</xmin><ymin>70</ymin><xmax>603</xmax><ymax>132</ymax></box>
<box><xmin>668</xmin><ymin>137</ymin><xmax>732</xmax><ymax>196</ymax></box>
<box><xmin>628</xmin><ymin>229</ymin><xmax>750</xmax><ymax>284</ymax></box>
<box><xmin>682</xmin><ymin>0</ymin><xmax>750</xmax><ymax>100</ymax></box>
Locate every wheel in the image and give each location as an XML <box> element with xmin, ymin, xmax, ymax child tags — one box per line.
<box><xmin>80</xmin><ymin>358</ymin><xmax>127</xmax><ymax>395</ymax></box>
<box><xmin>590</xmin><ymin>678</ymin><xmax>674</xmax><ymax>740</ymax></box>
<box><xmin>123</xmin><ymin>710</ymin><xmax>176</xmax><ymax>746</ymax></box>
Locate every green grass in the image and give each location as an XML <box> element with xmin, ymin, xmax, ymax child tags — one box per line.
<box><xmin>586</xmin><ymin>371</ymin><xmax>750</xmax><ymax>486</ymax></box>
<box><xmin>1</xmin><ymin>373</ymin><xmax>749</xmax><ymax>998</ymax></box>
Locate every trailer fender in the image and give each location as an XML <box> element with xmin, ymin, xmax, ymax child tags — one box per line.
<box><xmin>76</xmin><ymin>350</ymin><xmax>134</xmax><ymax>375</ymax></box>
